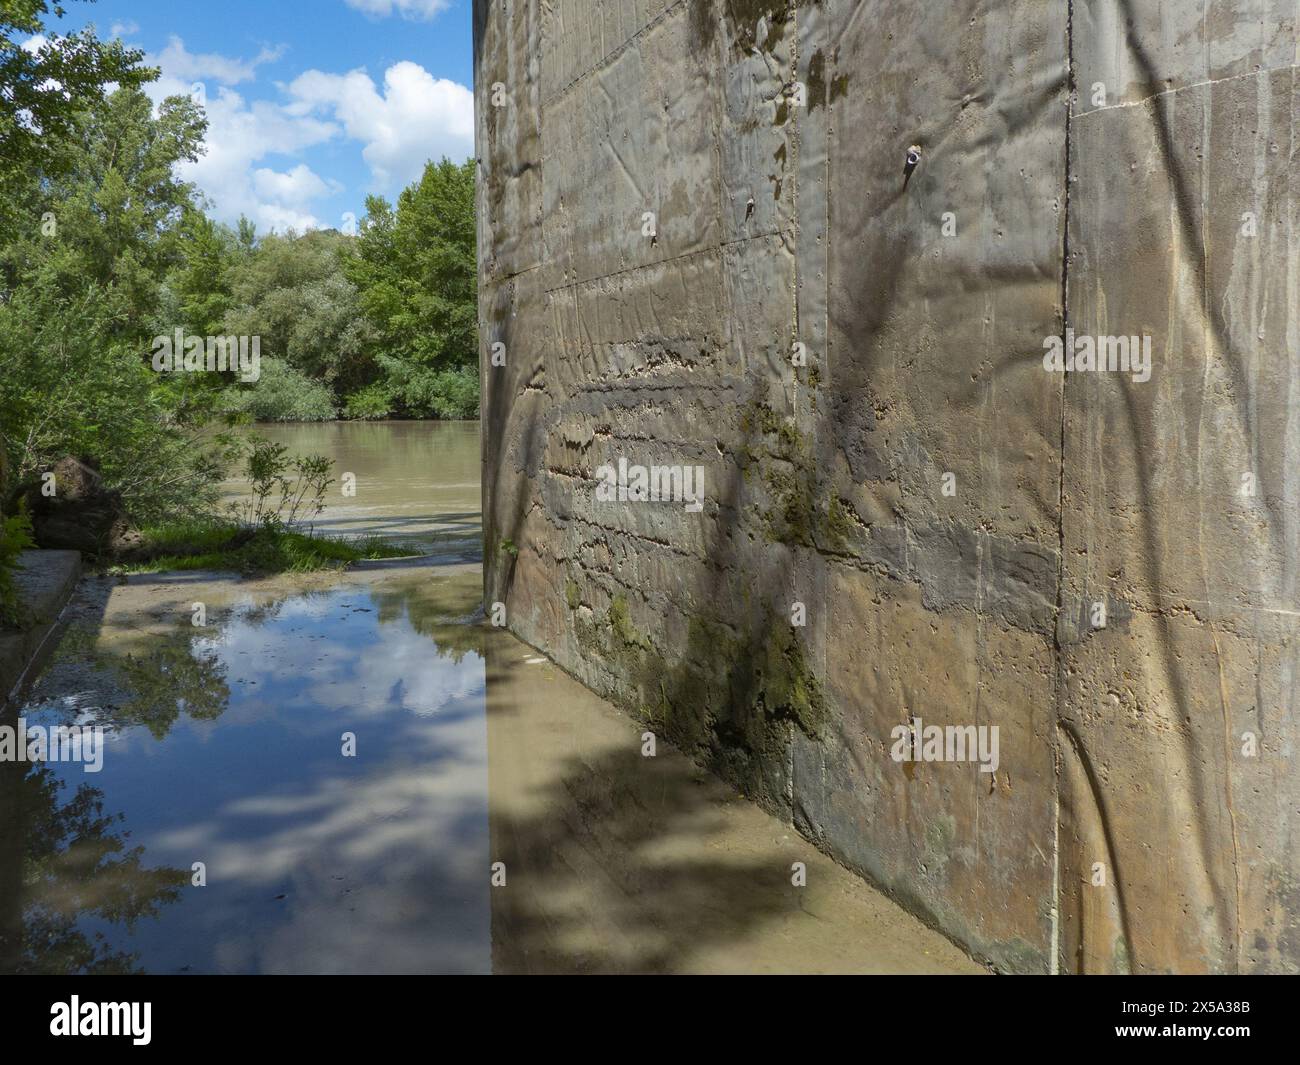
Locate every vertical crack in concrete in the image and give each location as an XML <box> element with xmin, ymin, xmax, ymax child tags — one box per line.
<box><xmin>1048</xmin><ymin>0</ymin><xmax>1075</xmax><ymax>976</ymax></box>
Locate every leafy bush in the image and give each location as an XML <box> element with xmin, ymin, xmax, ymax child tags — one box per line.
<box><xmin>0</xmin><ymin>505</ymin><xmax>35</xmax><ymax>627</ymax></box>
<box><xmin>342</xmin><ymin>381</ymin><xmax>396</xmax><ymax>420</ymax></box>
<box><xmin>227</xmin><ymin>436</ymin><xmax>333</xmax><ymax>530</ymax></box>
<box><xmin>376</xmin><ymin>360</ymin><xmax>479</xmax><ymax>419</ymax></box>
<box><xmin>107</xmin><ymin>440</ymin><xmax>412</xmax><ymax>576</ymax></box>
<box><xmin>216</xmin><ymin>357</ymin><xmax>337</xmax><ymax>422</ymax></box>
<box><xmin>0</xmin><ymin>264</ymin><xmax>235</xmax><ymax>527</ymax></box>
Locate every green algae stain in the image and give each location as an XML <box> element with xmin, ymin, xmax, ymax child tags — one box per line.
<box><xmin>609</xmin><ymin>593</ymin><xmax>650</xmax><ymax>651</ymax></box>
<box><xmin>570</xmin><ymin>589</ymin><xmax>828</xmax><ymax>800</ymax></box>
<box><xmin>806</xmin><ymin>49</ymin><xmax>827</xmax><ymax>111</ymax></box>
<box><xmin>692</xmin><ymin>0</ymin><xmax>791</xmax><ymax>56</ymax></box>
<box><xmin>741</xmin><ymin>399</ymin><xmax>852</xmax><ymax>554</ymax></box>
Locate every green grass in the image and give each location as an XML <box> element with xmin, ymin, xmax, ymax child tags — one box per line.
<box><xmin>111</xmin><ymin>520</ymin><xmax>415</xmax><ymax>576</ymax></box>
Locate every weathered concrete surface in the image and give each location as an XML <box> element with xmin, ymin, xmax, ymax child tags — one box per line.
<box><xmin>477</xmin><ymin>0</ymin><xmax>1300</xmax><ymax>972</ymax></box>
<box><xmin>1058</xmin><ymin>0</ymin><xmax>1300</xmax><ymax>975</ymax></box>
<box><xmin>485</xmin><ymin>631</ymin><xmax>986</xmax><ymax>973</ymax></box>
<box><xmin>0</xmin><ymin>550</ymin><xmax>80</xmax><ymax>709</ymax></box>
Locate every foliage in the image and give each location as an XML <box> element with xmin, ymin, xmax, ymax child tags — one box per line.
<box><xmin>345</xmin><ymin>157</ymin><xmax>478</xmax><ymax>417</ymax></box>
<box><xmin>227</xmin><ymin>436</ymin><xmax>333</xmax><ymax>531</ymax></box>
<box><xmin>112</xmin><ymin>436</ymin><xmax>415</xmax><ymax>575</ymax></box>
<box><xmin>169</xmin><ymin>208</ymin><xmax>248</xmax><ymax>338</ymax></box>
<box><xmin>0</xmin><ymin>500</ymin><xmax>34</xmax><ymax>626</ymax></box>
<box><xmin>0</xmin><ymin>276</ymin><xmax>240</xmax><ymax>524</ymax></box>
<box><xmin>1</xmin><ymin>0</ymin><xmax>155</xmax><ymax>224</ymax></box>
<box><xmin>0</xmin><ymin>75</ymin><xmax>237</xmax><ymax>524</ymax></box>
<box><xmin>223</xmin><ymin>227</ymin><xmax>376</xmax><ymax>400</ymax></box>
<box><xmin>115</xmin><ymin>519</ymin><xmax>411</xmax><ymax>576</ymax></box>
<box><xmin>0</xmin><ymin>4</ymin><xmax>480</xmax><ymax>552</ymax></box>
<box><xmin>342</xmin><ymin>380</ymin><xmax>396</xmax><ymax>420</ymax></box>
<box><xmin>374</xmin><ymin>360</ymin><xmax>478</xmax><ymax>420</ymax></box>
<box><xmin>215</xmin><ymin>160</ymin><xmax>480</xmax><ymax>422</ymax></box>
<box><xmin>216</xmin><ymin>356</ymin><xmax>337</xmax><ymax>422</ymax></box>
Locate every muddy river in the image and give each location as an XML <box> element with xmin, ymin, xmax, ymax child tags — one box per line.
<box><xmin>220</xmin><ymin>419</ymin><xmax>481</xmax><ymax>554</ymax></box>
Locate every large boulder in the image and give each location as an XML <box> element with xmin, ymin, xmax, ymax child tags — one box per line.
<box><xmin>15</xmin><ymin>457</ymin><xmax>135</xmax><ymax>557</ymax></box>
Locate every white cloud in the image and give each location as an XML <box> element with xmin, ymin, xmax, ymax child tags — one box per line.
<box><xmin>181</xmin><ymin>87</ymin><xmax>340</xmax><ymax>232</ymax></box>
<box><xmin>286</xmin><ymin>61</ymin><xmax>472</xmax><ymax>191</ymax></box>
<box><xmin>109</xmin><ymin>20</ymin><xmax>140</xmax><ymax>38</ymax></box>
<box><xmin>125</xmin><ymin>37</ymin><xmax>471</xmax><ymax>233</ymax></box>
<box><xmin>253</xmin><ymin>163</ymin><xmax>341</xmax><ymax>205</ymax></box>
<box><xmin>154</xmin><ymin>35</ymin><xmax>285</xmax><ymax>86</ymax></box>
<box><xmin>138</xmin><ymin>38</ymin><xmax>339</xmax><ymax>233</ymax></box>
<box><xmin>344</xmin><ymin>0</ymin><xmax>451</xmax><ymax>20</ymax></box>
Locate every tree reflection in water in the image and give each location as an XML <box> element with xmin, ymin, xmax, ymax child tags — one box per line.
<box><xmin>0</xmin><ymin>562</ymin><xmax>487</xmax><ymax>973</ymax></box>
<box><xmin>0</xmin><ymin>758</ymin><xmax>187</xmax><ymax>974</ymax></box>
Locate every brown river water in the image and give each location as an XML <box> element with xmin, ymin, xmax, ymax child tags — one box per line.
<box><xmin>0</xmin><ymin>421</ymin><xmax>980</xmax><ymax>974</ymax></box>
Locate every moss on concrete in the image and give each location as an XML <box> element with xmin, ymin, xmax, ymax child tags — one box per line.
<box><xmin>741</xmin><ymin>399</ymin><xmax>852</xmax><ymax>553</ymax></box>
<box><xmin>569</xmin><ymin>586</ymin><xmax>827</xmax><ymax>809</ymax></box>
<box><xmin>609</xmin><ymin>592</ymin><xmax>650</xmax><ymax>651</ymax></box>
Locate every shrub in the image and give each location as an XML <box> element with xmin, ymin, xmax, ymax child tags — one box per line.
<box><xmin>226</xmin><ymin>436</ymin><xmax>333</xmax><ymax>531</ymax></box>
<box><xmin>0</xmin><ymin>505</ymin><xmax>35</xmax><ymax>627</ymax></box>
<box><xmin>376</xmin><ymin>360</ymin><xmax>479</xmax><ymax>419</ymax></box>
<box><xmin>342</xmin><ymin>381</ymin><xmax>396</xmax><ymax>420</ymax></box>
<box><xmin>216</xmin><ymin>356</ymin><xmax>337</xmax><ymax>422</ymax></box>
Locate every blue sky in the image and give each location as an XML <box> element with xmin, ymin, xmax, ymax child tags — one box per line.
<box><xmin>35</xmin><ymin>0</ymin><xmax>475</xmax><ymax>233</ymax></box>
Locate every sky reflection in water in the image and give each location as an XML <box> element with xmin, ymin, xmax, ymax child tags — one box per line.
<box><xmin>3</xmin><ymin>567</ymin><xmax>490</xmax><ymax>974</ymax></box>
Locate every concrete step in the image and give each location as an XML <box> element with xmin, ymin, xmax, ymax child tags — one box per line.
<box><xmin>1</xmin><ymin>549</ymin><xmax>82</xmax><ymax>709</ymax></box>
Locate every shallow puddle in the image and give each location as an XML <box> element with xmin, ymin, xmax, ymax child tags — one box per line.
<box><xmin>1</xmin><ymin>563</ymin><xmax>981</xmax><ymax>974</ymax></box>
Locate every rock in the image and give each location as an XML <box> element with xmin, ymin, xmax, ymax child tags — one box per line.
<box><xmin>17</xmin><ymin>457</ymin><xmax>132</xmax><ymax>557</ymax></box>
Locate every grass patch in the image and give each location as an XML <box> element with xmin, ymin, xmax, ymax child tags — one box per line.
<box><xmin>111</xmin><ymin>520</ymin><xmax>414</xmax><ymax>576</ymax></box>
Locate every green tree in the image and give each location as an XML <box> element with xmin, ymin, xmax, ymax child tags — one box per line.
<box><xmin>222</xmin><ymin>227</ymin><xmax>374</xmax><ymax>409</ymax></box>
<box><xmin>171</xmin><ymin>209</ymin><xmax>242</xmax><ymax>338</ymax></box>
<box><xmin>22</xmin><ymin>87</ymin><xmax>209</xmax><ymax>325</ymax></box>
<box><xmin>216</xmin><ymin>356</ymin><xmax>337</xmax><ymax>422</ymax></box>
<box><xmin>0</xmin><ymin>1</ymin><xmax>154</xmax><ymax>230</ymax></box>
<box><xmin>0</xmin><ymin>85</ymin><xmax>236</xmax><ymax>522</ymax></box>
<box><xmin>346</xmin><ymin>157</ymin><xmax>478</xmax><ymax>418</ymax></box>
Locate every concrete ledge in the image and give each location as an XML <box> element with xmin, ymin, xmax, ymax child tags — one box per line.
<box><xmin>0</xmin><ymin>549</ymin><xmax>81</xmax><ymax>709</ymax></box>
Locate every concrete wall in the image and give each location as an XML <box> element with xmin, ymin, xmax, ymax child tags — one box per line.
<box><xmin>476</xmin><ymin>0</ymin><xmax>1300</xmax><ymax>973</ymax></box>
